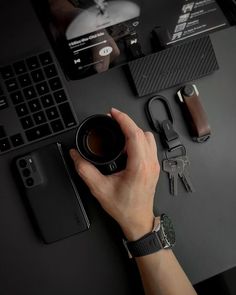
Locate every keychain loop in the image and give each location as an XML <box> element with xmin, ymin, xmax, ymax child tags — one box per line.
<box><xmin>146</xmin><ymin>95</ymin><xmax>174</xmax><ymax>134</ymax></box>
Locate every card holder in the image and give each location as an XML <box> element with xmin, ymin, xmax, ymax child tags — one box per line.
<box><xmin>15</xmin><ymin>142</ymin><xmax>90</xmax><ymax>243</ymax></box>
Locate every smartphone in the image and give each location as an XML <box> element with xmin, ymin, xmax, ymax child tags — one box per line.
<box><xmin>15</xmin><ymin>142</ymin><xmax>90</xmax><ymax>243</ymax></box>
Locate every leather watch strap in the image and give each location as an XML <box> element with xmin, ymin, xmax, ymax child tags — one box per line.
<box><xmin>179</xmin><ymin>85</ymin><xmax>211</xmax><ymax>142</ymax></box>
<box><xmin>126</xmin><ymin>232</ymin><xmax>162</xmax><ymax>257</ymax></box>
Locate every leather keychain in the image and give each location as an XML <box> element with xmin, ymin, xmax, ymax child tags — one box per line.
<box><xmin>177</xmin><ymin>84</ymin><xmax>211</xmax><ymax>143</ymax></box>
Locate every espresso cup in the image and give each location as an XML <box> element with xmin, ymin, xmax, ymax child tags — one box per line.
<box><xmin>76</xmin><ymin>115</ymin><xmax>126</xmax><ymax>174</ymax></box>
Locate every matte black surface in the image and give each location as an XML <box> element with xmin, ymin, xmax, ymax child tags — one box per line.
<box><xmin>0</xmin><ymin>0</ymin><xmax>236</xmax><ymax>294</ymax></box>
<box><xmin>128</xmin><ymin>36</ymin><xmax>219</xmax><ymax>96</ymax></box>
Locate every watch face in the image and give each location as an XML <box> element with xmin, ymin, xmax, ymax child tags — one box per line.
<box><xmin>161</xmin><ymin>214</ymin><xmax>175</xmax><ymax>247</ymax></box>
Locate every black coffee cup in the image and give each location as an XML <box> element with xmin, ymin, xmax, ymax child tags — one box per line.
<box><xmin>76</xmin><ymin>115</ymin><xmax>126</xmax><ymax>174</ymax></box>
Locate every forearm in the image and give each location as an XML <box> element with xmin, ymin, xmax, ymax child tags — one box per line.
<box><xmin>71</xmin><ymin>109</ymin><xmax>196</xmax><ymax>295</ymax></box>
<box><xmin>136</xmin><ymin>249</ymin><xmax>197</xmax><ymax>295</ymax></box>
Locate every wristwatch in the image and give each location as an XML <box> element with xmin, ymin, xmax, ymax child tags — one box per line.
<box><xmin>123</xmin><ymin>214</ymin><xmax>175</xmax><ymax>258</ymax></box>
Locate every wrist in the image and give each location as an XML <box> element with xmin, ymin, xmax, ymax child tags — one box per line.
<box><xmin>121</xmin><ymin>216</ymin><xmax>154</xmax><ymax>241</ymax></box>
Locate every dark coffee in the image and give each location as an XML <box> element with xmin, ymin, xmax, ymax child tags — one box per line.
<box><xmin>86</xmin><ymin>126</ymin><xmax>117</xmax><ymax>158</ymax></box>
<box><xmin>76</xmin><ymin>115</ymin><xmax>126</xmax><ymax>174</ymax></box>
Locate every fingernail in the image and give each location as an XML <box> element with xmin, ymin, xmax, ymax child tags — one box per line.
<box><xmin>111</xmin><ymin>108</ymin><xmax>121</xmax><ymax>113</ymax></box>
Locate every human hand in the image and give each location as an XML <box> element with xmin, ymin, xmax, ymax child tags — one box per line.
<box><xmin>70</xmin><ymin>108</ymin><xmax>160</xmax><ymax>241</ymax></box>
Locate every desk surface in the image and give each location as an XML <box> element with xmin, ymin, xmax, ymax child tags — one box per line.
<box><xmin>1</xmin><ymin>0</ymin><xmax>236</xmax><ymax>294</ymax></box>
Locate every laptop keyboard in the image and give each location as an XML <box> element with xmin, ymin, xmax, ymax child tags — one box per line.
<box><xmin>0</xmin><ymin>51</ymin><xmax>78</xmax><ymax>155</ymax></box>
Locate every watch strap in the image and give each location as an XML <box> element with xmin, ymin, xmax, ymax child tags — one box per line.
<box><xmin>126</xmin><ymin>231</ymin><xmax>162</xmax><ymax>258</ymax></box>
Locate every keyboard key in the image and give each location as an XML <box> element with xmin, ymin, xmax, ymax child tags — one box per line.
<box><xmin>0</xmin><ymin>138</ymin><xmax>11</xmax><ymax>152</ymax></box>
<box><xmin>39</xmin><ymin>52</ymin><xmax>53</xmax><ymax>66</ymax></box>
<box><xmin>53</xmin><ymin>89</ymin><xmax>67</xmax><ymax>103</ymax></box>
<box><xmin>0</xmin><ymin>65</ymin><xmax>14</xmax><ymax>79</ymax></box>
<box><xmin>44</xmin><ymin>64</ymin><xmax>57</xmax><ymax>79</ymax></box>
<box><xmin>10</xmin><ymin>133</ymin><xmax>24</xmax><ymax>147</ymax></box>
<box><xmin>15</xmin><ymin>103</ymin><xmax>29</xmax><ymax>117</ymax></box>
<box><xmin>58</xmin><ymin>103</ymin><xmax>76</xmax><ymax>128</ymax></box>
<box><xmin>20</xmin><ymin>116</ymin><xmax>34</xmax><ymax>129</ymax></box>
<box><xmin>26</xmin><ymin>56</ymin><xmax>40</xmax><ymax>70</ymax></box>
<box><xmin>18</xmin><ymin>73</ymin><xmax>32</xmax><ymax>87</ymax></box>
<box><xmin>23</xmin><ymin>86</ymin><xmax>37</xmax><ymax>100</ymax></box>
<box><xmin>33</xmin><ymin>111</ymin><xmax>46</xmax><ymax>124</ymax></box>
<box><xmin>13</xmin><ymin>61</ymin><xmax>27</xmax><ymax>75</ymax></box>
<box><xmin>46</xmin><ymin>107</ymin><xmax>59</xmax><ymax>120</ymax></box>
<box><xmin>41</xmin><ymin>94</ymin><xmax>54</xmax><ymax>108</ymax></box>
<box><xmin>28</xmin><ymin>99</ymin><xmax>42</xmax><ymax>112</ymax></box>
<box><xmin>5</xmin><ymin>78</ymin><xmax>18</xmax><ymax>92</ymax></box>
<box><xmin>10</xmin><ymin>91</ymin><xmax>24</xmax><ymax>105</ymax></box>
<box><xmin>50</xmin><ymin>119</ymin><xmax>64</xmax><ymax>132</ymax></box>
<box><xmin>49</xmin><ymin>77</ymin><xmax>62</xmax><ymax>91</ymax></box>
<box><xmin>25</xmin><ymin>124</ymin><xmax>51</xmax><ymax>141</ymax></box>
<box><xmin>36</xmin><ymin>81</ymin><xmax>49</xmax><ymax>95</ymax></box>
<box><xmin>0</xmin><ymin>126</ymin><xmax>6</xmax><ymax>138</ymax></box>
<box><xmin>0</xmin><ymin>96</ymin><xmax>8</xmax><ymax>110</ymax></box>
<box><xmin>31</xmin><ymin>69</ymin><xmax>44</xmax><ymax>83</ymax></box>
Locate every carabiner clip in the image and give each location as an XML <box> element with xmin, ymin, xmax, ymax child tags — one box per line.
<box><xmin>146</xmin><ymin>96</ymin><xmax>184</xmax><ymax>153</ymax></box>
<box><xmin>146</xmin><ymin>95</ymin><xmax>174</xmax><ymax>134</ymax></box>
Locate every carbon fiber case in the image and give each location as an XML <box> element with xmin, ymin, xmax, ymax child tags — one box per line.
<box><xmin>128</xmin><ymin>36</ymin><xmax>219</xmax><ymax>97</ymax></box>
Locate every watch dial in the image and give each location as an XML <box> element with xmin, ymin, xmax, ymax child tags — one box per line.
<box><xmin>161</xmin><ymin>214</ymin><xmax>175</xmax><ymax>246</ymax></box>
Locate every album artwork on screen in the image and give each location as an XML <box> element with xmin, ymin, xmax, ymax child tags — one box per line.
<box><xmin>37</xmin><ymin>0</ymin><xmax>141</xmax><ymax>79</ymax></box>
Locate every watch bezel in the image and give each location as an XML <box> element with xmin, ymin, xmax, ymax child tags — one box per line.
<box><xmin>158</xmin><ymin>214</ymin><xmax>175</xmax><ymax>248</ymax></box>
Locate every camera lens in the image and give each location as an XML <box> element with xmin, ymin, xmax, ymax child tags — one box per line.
<box><xmin>22</xmin><ymin>168</ymin><xmax>31</xmax><ymax>177</ymax></box>
<box><xmin>26</xmin><ymin>178</ymin><xmax>34</xmax><ymax>187</ymax></box>
<box><xmin>19</xmin><ymin>159</ymin><xmax>27</xmax><ymax>168</ymax></box>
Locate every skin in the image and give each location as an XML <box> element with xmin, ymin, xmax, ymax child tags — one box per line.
<box><xmin>70</xmin><ymin>108</ymin><xmax>197</xmax><ymax>295</ymax></box>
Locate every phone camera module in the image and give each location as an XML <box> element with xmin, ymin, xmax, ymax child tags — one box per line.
<box><xmin>19</xmin><ymin>159</ymin><xmax>27</xmax><ymax>168</ymax></box>
<box><xmin>26</xmin><ymin>178</ymin><xmax>34</xmax><ymax>187</ymax></box>
<box><xmin>23</xmin><ymin>168</ymin><xmax>31</xmax><ymax>177</ymax></box>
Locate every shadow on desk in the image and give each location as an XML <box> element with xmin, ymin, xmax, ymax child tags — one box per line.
<box><xmin>194</xmin><ymin>266</ymin><xmax>236</xmax><ymax>295</ymax></box>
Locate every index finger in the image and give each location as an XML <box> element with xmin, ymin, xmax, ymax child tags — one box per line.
<box><xmin>111</xmin><ymin>108</ymin><xmax>147</xmax><ymax>170</ymax></box>
<box><xmin>111</xmin><ymin>108</ymin><xmax>140</xmax><ymax>138</ymax></box>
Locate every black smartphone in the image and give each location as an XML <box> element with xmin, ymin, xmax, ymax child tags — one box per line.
<box><xmin>15</xmin><ymin>142</ymin><xmax>90</xmax><ymax>243</ymax></box>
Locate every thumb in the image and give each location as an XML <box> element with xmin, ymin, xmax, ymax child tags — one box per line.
<box><xmin>70</xmin><ymin>149</ymin><xmax>108</xmax><ymax>198</ymax></box>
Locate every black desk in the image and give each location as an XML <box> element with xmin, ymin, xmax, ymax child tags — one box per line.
<box><xmin>1</xmin><ymin>0</ymin><xmax>236</xmax><ymax>294</ymax></box>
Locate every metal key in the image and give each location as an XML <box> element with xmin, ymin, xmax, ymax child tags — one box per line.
<box><xmin>163</xmin><ymin>159</ymin><xmax>179</xmax><ymax>196</ymax></box>
<box><xmin>176</xmin><ymin>156</ymin><xmax>195</xmax><ymax>193</ymax></box>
